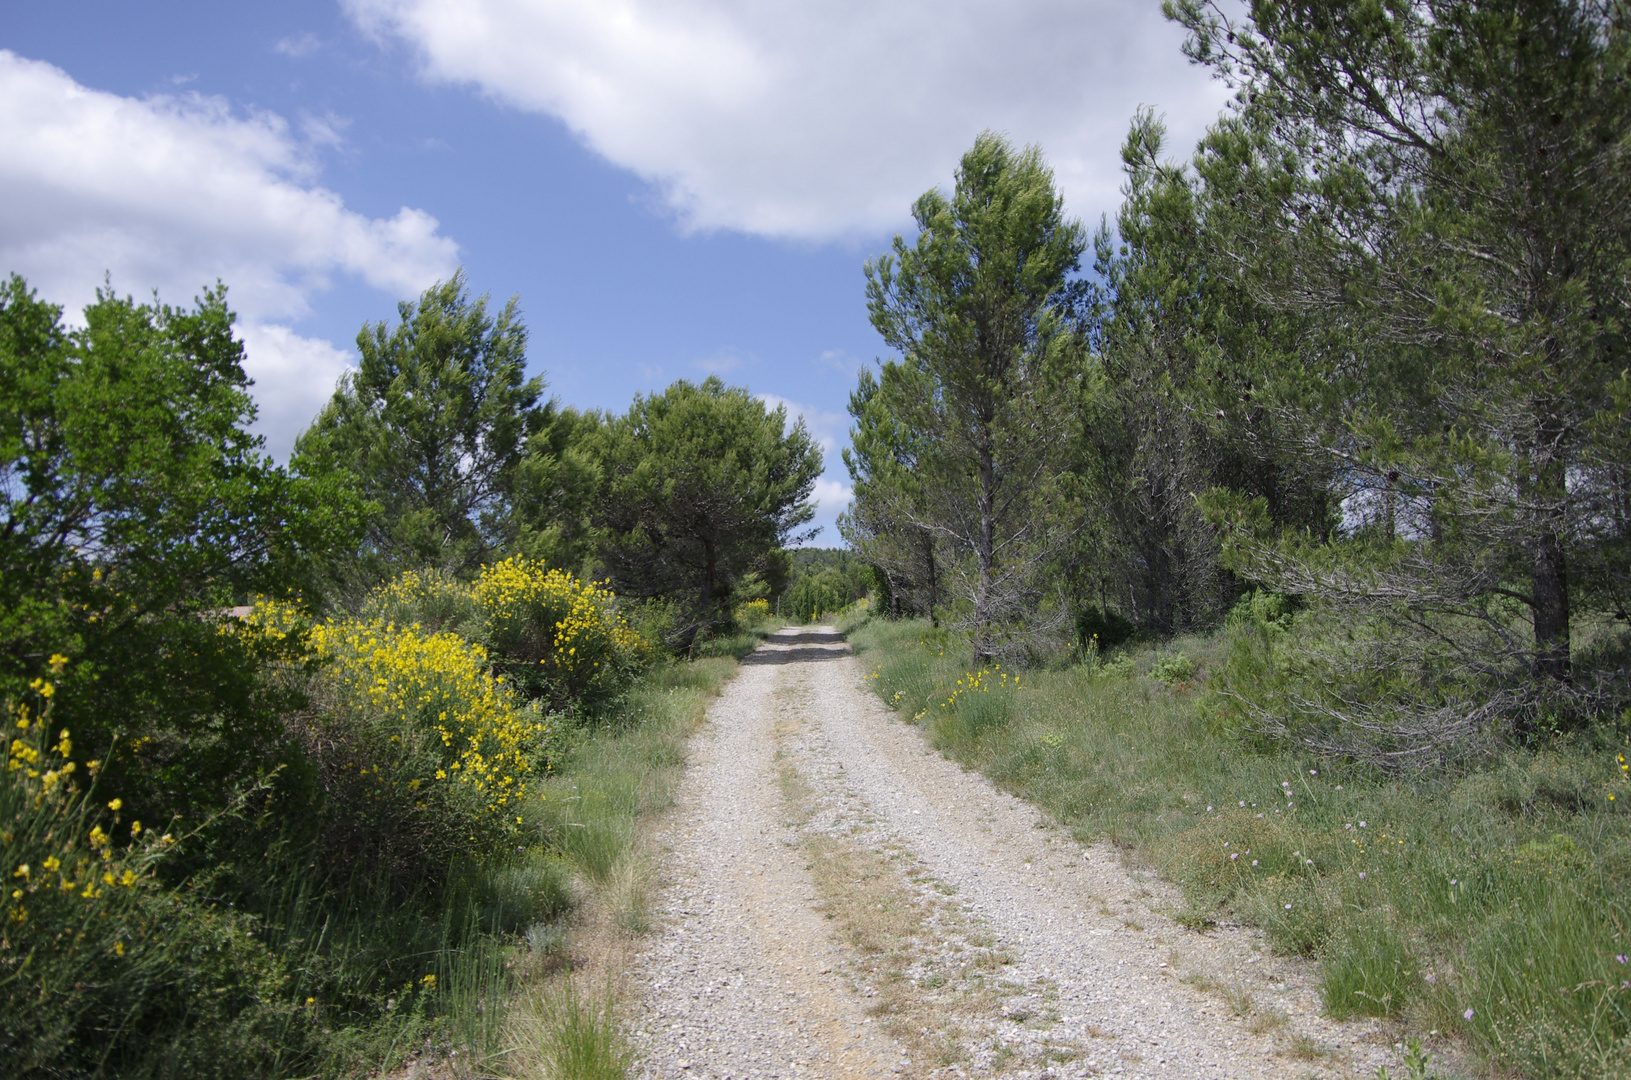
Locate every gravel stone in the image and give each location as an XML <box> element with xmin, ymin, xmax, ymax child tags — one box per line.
<box><xmin>625</xmin><ymin>628</ymin><xmax>1402</xmax><ymax>1079</ymax></box>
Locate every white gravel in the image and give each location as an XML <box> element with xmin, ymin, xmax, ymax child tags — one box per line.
<box><xmin>625</xmin><ymin>628</ymin><xmax>1402</xmax><ymax>1079</ymax></box>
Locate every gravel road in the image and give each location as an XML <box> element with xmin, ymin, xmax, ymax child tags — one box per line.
<box><xmin>624</xmin><ymin>627</ymin><xmax>1402</xmax><ymax>1080</ymax></box>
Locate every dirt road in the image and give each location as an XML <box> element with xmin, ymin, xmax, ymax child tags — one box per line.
<box><xmin>624</xmin><ymin>627</ymin><xmax>1397</xmax><ymax>1079</ymax></box>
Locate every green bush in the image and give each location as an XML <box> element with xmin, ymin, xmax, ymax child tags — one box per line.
<box><xmin>472</xmin><ymin>557</ymin><xmax>650</xmax><ymax>711</ymax></box>
<box><xmin>1149</xmin><ymin>651</ymin><xmax>1194</xmax><ymax>685</ymax></box>
<box><xmin>2</xmin><ymin>692</ymin><xmax>310</xmax><ymax>1078</ymax></box>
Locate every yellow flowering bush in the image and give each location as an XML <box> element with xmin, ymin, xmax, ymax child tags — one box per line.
<box><xmin>359</xmin><ymin>567</ymin><xmax>476</xmax><ymax>635</ymax></box>
<box><xmin>472</xmin><ymin>557</ymin><xmax>650</xmax><ymax>710</ymax></box>
<box><xmin>248</xmin><ymin>599</ymin><xmax>548</xmax><ymax>878</ymax></box>
<box><xmin>735</xmin><ymin>597</ymin><xmax>772</xmax><ymax>627</ymax></box>
<box><xmin>1</xmin><ymin>688</ymin><xmax>211</xmax><ymax>1069</ymax></box>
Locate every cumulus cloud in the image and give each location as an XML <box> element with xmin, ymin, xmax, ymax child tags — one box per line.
<box><xmin>346</xmin><ymin>0</ymin><xmax>1230</xmax><ymax>239</ymax></box>
<box><xmin>0</xmin><ymin>50</ymin><xmax>459</xmax><ymax>457</ymax></box>
<box><xmin>802</xmin><ymin>477</ymin><xmax>854</xmax><ymax>548</ymax></box>
<box><xmin>757</xmin><ymin>391</ymin><xmax>853</xmax><ymax>546</ymax></box>
<box><xmin>758</xmin><ymin>392</ymin><xmax>848</xmax><ymax>457</ymax></box>
<box><xmin>235</xmin><ymin>323</ymin><xmax>355</xmax><ymax>461</ymax></box>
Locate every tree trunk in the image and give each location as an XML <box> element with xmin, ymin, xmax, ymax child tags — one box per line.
<box><xmin>1532</xmin><ymin>527</ymin><xmax>1571</xmax><ymax>681</ymax></box>
<box><xmin>923</xmin><ymin>531</ymin><xmax>940</xmax><ymax>628</ymax></box>
<box><xmin>974</xmin><ymin>434</ymin><xmax>996</xmax><ymax>667</ymax></box>
<box><xmin>1528</xmin><ymin>406</ymin><xmax>1571</xmax><ymax>682</ymax></box>
<box><xmin>701</xmin><ymin>537</ymin><xmax>717</xmax><ymax>618</ymax></box>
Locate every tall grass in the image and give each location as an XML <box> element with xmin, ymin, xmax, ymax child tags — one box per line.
<box><xmin>847</xmin><ymin>616</ymin><xmax>1631</xmax><ymax>1079</ymax></box>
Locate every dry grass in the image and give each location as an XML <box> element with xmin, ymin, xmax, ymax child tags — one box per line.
<box><xmin>772</xmin><ymin>711</ymin><xmax>1080</xmax><ymax>1076</ymax></box>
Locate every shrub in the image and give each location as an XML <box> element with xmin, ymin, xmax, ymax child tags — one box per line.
<box><xmin>734</xmin><ymin>597</ymin><xmax>772</xmax><ymax>627</ymax></box>
<box><xmin>250</xmin><ymin>601</ymin><xmax>547</xmax><ymax>885</ymax></box>
<box><xmin>359</xmin><ymin>567</ymin><xmax>477</xmax><ymax>635</ymax></box>
<box><xmin>1075</xmin><ymin>606</ymin><xmax>1134</xmax><ymax>651</ymax></box>
<box><xmin>3</xmin><ymin>689</ymin><xmax>302</xmax><ymax>1078</ymax></box>
<box><xmin>1150</xmin><ymin>651</ymin><xmax>1194</xmax><ymax>685</ymax></box>
<box><xmin>472</xmin><ymin>557</ymin><xmax>649</xmax><ymax>711</ymax></box>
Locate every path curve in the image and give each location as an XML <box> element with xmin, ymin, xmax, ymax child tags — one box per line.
<box><xmin>625</xmin><ymin>627</ymin><xmax>1395</xmax><ymax>1079</ymax></box>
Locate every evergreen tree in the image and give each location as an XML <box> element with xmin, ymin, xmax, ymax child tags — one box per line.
<box><xmin>293</xmin><ymin>271</ymin><xmax>545</xmax><ymax>587</ymax></box>
<box><xmin>861</xmin><ymin>133</ymin><xmax>1090</xmax><ymax>663</ymax></box>
<box><xmin>589</xmin><ymin>377</ymin><xmax>823</xmax><ymax>640</ymax></box>
<box><xmin>1167</xmin><ymin>0</ymin><xmax>1631</xmax><ymax>744</ymax></box>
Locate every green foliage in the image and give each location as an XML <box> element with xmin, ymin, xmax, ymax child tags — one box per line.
<box><xmin>293</xmin><ymin>270</ymin><xmax>545</xmax><ymax>585</ymax></box>
<box><xmin>470</xmin><ymin>557</ymin><xmax>650</xmax><ymax>713</ymax></box>
<box><xmin>784</xmin><ymin>570</ymin><xmax>851</xmax><ymax>623</ymax></box>
<box><xmin>847</xmin><ymin>619</ymin><xmax>1631</xmax><ymax>1077</ymax></box>
<box><xmin>1148</xmin><ymin>651</ymin><xmax>1194</xmax><ymax>685</ymax></box>
<box><xmin>589</xmin><ymin>376</ymin><xmax>822</xmax><ymax>640</ymax></box>
<box><xmin>1166</xmin><ymin>0</ymin><xmax>1631</xmax><ymax>742</ymax></box>
<box><xmin>0</xmin><ymin>272</ymin><xmax>359</xmax><ymax>860</ymax></box>
<box><xmin>1075</xmin><ymin>606</ymin><xmax>1134</xmax><ymax>653</ymax></box>
<box><xmin>249</xmin><ymin>596</ymin><xmax>549</xmax><ymax>889</ymax></box>
<box><xmin>858</xmin><ymin>133</ymin><xmax>1089</xmax><ymax>664</ymax></box>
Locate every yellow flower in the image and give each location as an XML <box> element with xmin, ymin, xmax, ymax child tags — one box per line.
<box><xmin>107</xmin><ymin>798</ymin><xmax>122</xmax><ymax>811</ymax></box>
<box><xmin>48</xmin><ymin>654</ymin><xmax>69</xmax><ymax>674</ymax></box>
<box><xmin>114</xmin><ymin>941</ymin><xmax>125</xmax><ymax>956</ymax></box>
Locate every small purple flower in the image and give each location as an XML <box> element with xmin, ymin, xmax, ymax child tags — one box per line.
<box><xmin>1359</xmin><ymin>872</ymin><xmax>1367</xmax><ymax>879</ymax></box>
<box><xmin>1251</xmin><ymin>859</ymin><xmax>1259</xmax><ymax>866</ymax></box>
<box><xmin>1230</xmin><ymin>853</ymin><xmax>1239</xmax><ymax>861</ymax></box>
<box><xmin>1464</xmin><ymin>1008</ymin><xmax>1475</xmax><ymax>1021</ymax></box>
<box><xmin>1617</xmin><ymin>954</ymin><xmax>1629</xmax><ymax>965</ymax></box>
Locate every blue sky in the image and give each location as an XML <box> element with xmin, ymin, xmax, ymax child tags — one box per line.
<box><xmin>2</xmin><ymin>0</ymin><xmax>1229</xmax><ymax>546</ymax></box>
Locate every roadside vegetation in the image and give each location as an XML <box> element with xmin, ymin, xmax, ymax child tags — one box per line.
<box><xmin>837</xmin><ymin>6</ymin><xmax>1631</xmax><ymax>1077</ymax></box>
<box><xmin>846</xmin><ymin>609</ymin><xmax>1631</xmax><ymax>1079</ymax></box>
<box><xmin>1</xmin><ymin>262</ymin><xmax>802</xmax><ymax>1077</ymax></box>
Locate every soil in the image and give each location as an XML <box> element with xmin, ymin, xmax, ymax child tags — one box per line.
<box><xmin>622</xmin><ymin>627</ymin><xmax>1414</xmax><ymax>1080</ymax></box>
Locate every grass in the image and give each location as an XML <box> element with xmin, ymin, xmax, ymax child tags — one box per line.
<box><xmin>846</xmin><ymin>614</ymin><xmax>1631</xmax><ymax>1080</ymax></box>
<box><xmin>498</xmin><ymin>648</ymin><xmax>750</xmax><ymax>1080</ymax></box>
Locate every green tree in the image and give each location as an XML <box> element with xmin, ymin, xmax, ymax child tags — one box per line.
<box><xmin>1167</xmin><ymin>0</ymin><xmax>1631</xmax><ymax>740</ymax></box>
<box><xmin>590</xmin><ymin>377</ymin><xmax>822</xmax><ymax>639</ymax></box>
<box><xmin>293</xmin><ymin>270</ymin><xmax>545</xmax><ymax>585</ymax></box>
<box><xmin>840</xmin><ymin>368</ymin><xmax>943</xmax><ymax>622</ymax></box>
<box><xmin>1079</xmin><ymin>111</ymin><xmax>1336</xmax><ymax>636</ymax></box>
<box><xmin>862</xmin><ymin>133</ymin><xmax>1089</xmax><ymax>663</ymax></box>
<box><xmin>508</xmin><ymin>404</ymin><xmax>604</xmax><ymax>575</ymax></box>
<box><xmin>0</xmin><ymin>274</ymin><xmax>358</xmax><ymax>819</ymax></box>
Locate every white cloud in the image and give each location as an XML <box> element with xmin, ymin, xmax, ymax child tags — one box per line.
<box><xmin>758</xmin><ymin>392</ymin><xmax>847</xmax><ymax>456</ymax></box>
<box><xmin>346</xmin><ymin>0</ymin><xmax>1231</xmax><ymax>239</ymax></box>
<box><xmin>0</xmin><ymin>50</ymin><xmax>459</xmax><ymax>458</ymax></box>
<box><xmin>235</xmin><ymin>323</ymin><xmax>355</xmax><ymax>461</ymax></box>
<box><xmin>274</xmin><ymin>32</ymin><xmax>325</xmax><ymax>59</ymax></box>
<box><xmin>798</xmin><ymin>476</ymin><xmax>854</xmax><ymax>548</ymax></box>
<box><xmin>694</xmin><ymin>345</ymin><xmax>756</xmax><ymax>375</ymax></box>
<box><xmin>811</xmin><ymin>476</ymin><xmax>852</xmax><ymax>515</ymax></box>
